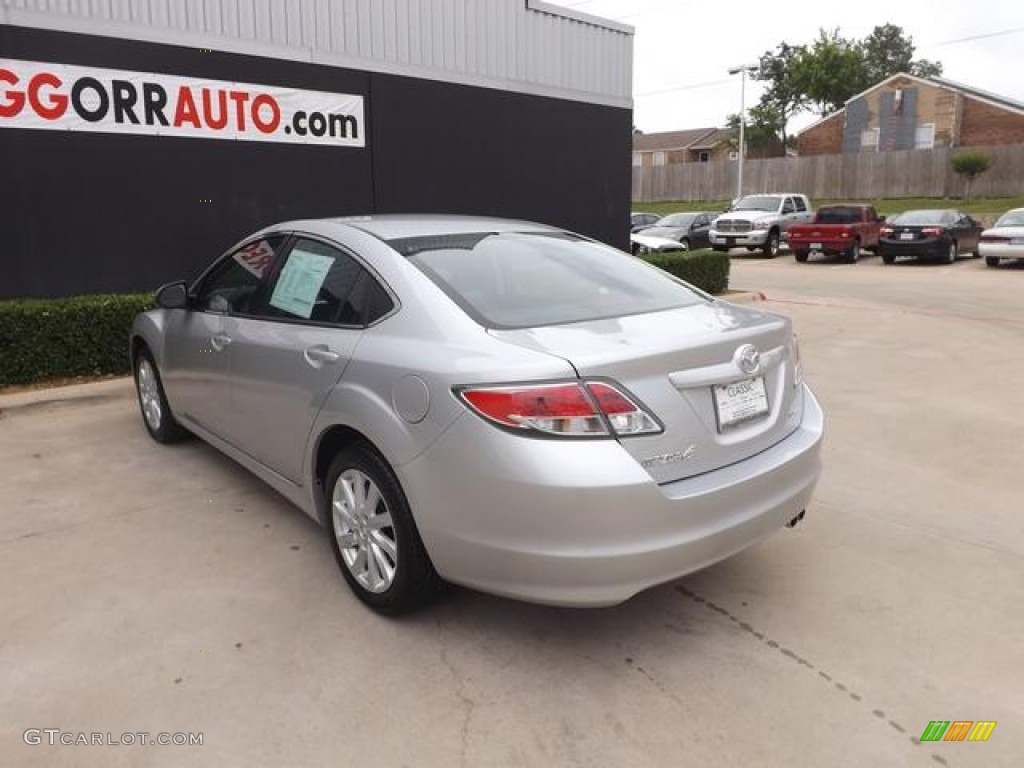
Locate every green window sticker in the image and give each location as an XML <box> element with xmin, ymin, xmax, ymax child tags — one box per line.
<box><xmin>270</xmin><ymin>247</ymin><xmax>335</xmax><ymax>319</ymax></box>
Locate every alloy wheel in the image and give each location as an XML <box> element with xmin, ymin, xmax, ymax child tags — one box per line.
<box><xmin>137</xmin><ymin>359</ymin><xmax>163</xmax><ymax>431</ymax></box>
<box><xmin>332</xmin><ymin>469</ymin><xmax>399</xmax><ymax>593</ymax></box>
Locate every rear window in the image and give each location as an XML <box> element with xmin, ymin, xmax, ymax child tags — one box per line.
<box><xmin>890</xmin><ymin>210</ymin><xmax>956</xmax><ymax>226</ymax></box>
<box><xmin>657</xmin><ymin>213</ymin><xmax>696</xmax><ymax>227</ymax></box>
<box><xmin>995</xmin><ymin>210</ymin><xmax>1024</xmax><ymax>228</ymax></box>
<box><xmin>390</xmin><ymin>232</ymin><xmax>703</xmax><ymax>329</ymax></box>
<box><xmin>817</xmin><ymin>207</ymin><xmax>861</xmax><ymax>224</ymax></box>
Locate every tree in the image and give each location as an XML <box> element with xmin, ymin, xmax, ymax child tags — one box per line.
<box><xmin>861</xmin><ymin>23</ymin><xmax>943</xmax><ymax>83</ymax></box>
<box><xmin>753</xmin><ymin>43</ymin><xmax>808</xmax><ymax>148</ymax></box>
<box><xmin>749</xmin><ymin>24</ymin><xmax>944</xmax><ymax>144</ymax></box>
<box><xmin>910</xmin><ymin>58</ymin><xmax>943</xmax><ymax>79</ymax></box>
<box><xmin>790</xmin><ymin>29</ymin><xmax>868</xmax><ymax>117</ymax></box>
<box><xmin>726</xmin><ymin>106</ymin><xmax>783</xmax><ymax>156</ymax></box>
<box><xmin>951</xmin><ymin>150</ymin><xmax>991</xmax><ymax>201</ymax></box>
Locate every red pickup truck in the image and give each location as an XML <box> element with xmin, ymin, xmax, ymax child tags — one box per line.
<box><xmin>788</xmin><ymin>205</ymin><xmax>884</xmax><ymax>263</ymax></box>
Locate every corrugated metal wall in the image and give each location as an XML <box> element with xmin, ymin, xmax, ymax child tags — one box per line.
<box><xmin>1</xmin><ymin>0</ymin><xmax>633</xmax><ymax>106</ymax></box>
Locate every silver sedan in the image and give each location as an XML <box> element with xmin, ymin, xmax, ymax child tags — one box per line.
<box><xmin>131</xmin><ymin>215</ymin><xmax>823</xmax><ymax>614</ymax></box>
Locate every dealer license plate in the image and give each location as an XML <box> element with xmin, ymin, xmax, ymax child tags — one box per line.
<box><xmin>900</xmin><ymin>232</ymin><xmax>915</xmax><ymax>240</ymax></box>
<box><xmin>810</xmin><ymin>242</ymin><xmax>822</xmax><ymax>250</ymax></box>
<box><xmin>713</xmin><ymin>377</ymin><xmax>769</xmax><ymax>431</ymax></box>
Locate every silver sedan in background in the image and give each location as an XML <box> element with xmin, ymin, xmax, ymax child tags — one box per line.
<box><xmin>131</xmin><ymin>215</ymin><xmax>823</xmax><ymax>614</ymax></box>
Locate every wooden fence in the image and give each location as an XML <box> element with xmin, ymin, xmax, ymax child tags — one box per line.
<box><xmin>632</xmin><ymin>144</ymin><xmax>1024</xmax><ymax>202</ymax></box>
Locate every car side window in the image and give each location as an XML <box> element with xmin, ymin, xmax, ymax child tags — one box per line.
<box><xmin>192</xmin><ymin>236</ymin><xmax>288</xmax><ymax>314</ymax></box>
<box><xmin>782</xmin><ymin>198</ymin><xmax>795</xmax><ymax>214</ymax></box>
<box><xmin>259</xmin><ymin>238</ymin><xmax>394</xmax><ymax>326</ymax></box>
<box><xmin>794</xmin><ymin>197</ymin><xmax>807</xmax><ymax>213</ymax></box>
<box><xmin>694</xmin><ymin>214</ymin><xmax>708</xmax><ymax>228</ymax></box>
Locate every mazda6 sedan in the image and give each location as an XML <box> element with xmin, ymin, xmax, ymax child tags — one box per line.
<box><xmin>131</xmin><ymin>215</ymin><xmax>823</xmax><ymax>614</ymax></box>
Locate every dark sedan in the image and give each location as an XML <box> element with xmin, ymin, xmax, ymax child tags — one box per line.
<box><xmin>879</xmin><ymin>209</ymin><xmax>983</xmax><ymax>264</ymax></box>
<box><xmin>637</xmin><ymin>212</ymin><xmax>714</xmax><ymax>250</ymax></box>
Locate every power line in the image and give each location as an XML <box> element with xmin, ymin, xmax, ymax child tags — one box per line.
<box><xmin>929</xmin><ymin>26</ymin><xmax>1024</xmax><ymax>46</ymax></box>
<box><xmin>635</xmin><ymin>78</ymin><xmax>735</xmax><ymax>97</ymax></box>
<box><xmin>611</xmin><ymin>1</ymin><xmax>697</xmax><ymax>21</ymax></box>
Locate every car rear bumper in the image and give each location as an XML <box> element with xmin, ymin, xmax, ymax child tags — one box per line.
<box><xmin>710</xmin><ymin>231</ymin><xmax>769</xmax><ymax>247</ymax></box>
<box><xmin>978</xmin><ymin>242</ymin><xmax>1024</xmax><ymax>259</ymax></box>
<box><xmin>789</xmin><ymin>238</ymin><xmax>852</xmax><ymax>252</ymax></box>
<box><xmin>879</xmin><ymin>238</ymin><xmax>948</xmax><ymax>258</ymax></box>
<box><xmin>399</xmin><ymin>385</ymin><xmax>824</xmax><ymax>607</ymax></box>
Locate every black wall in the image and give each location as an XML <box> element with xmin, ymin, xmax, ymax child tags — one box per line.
<box><xmin>0</xmin><ymin>25</ymin><xmax>631</xmax><ymax>299</ymax></box>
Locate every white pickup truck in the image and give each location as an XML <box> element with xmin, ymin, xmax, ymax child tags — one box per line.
<box><xmin>709</xmin><ymin>193</ymin><xmax>814</xmax><ymax>257</ymax></box>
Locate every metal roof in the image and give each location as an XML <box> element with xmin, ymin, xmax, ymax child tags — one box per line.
<box><xmin>2</xmin><ymin>0</ymin><xmax>634</xmax><ymax>108</ymax></box>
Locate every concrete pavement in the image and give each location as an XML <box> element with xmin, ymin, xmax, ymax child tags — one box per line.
<box><xmin>1</xmin><ymin>258</ymin><xmax>1021</xmax><ymax>766</ymax></box>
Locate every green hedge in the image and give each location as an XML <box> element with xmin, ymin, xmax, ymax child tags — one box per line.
<box><xmin>640</xmin><ymin>248</ymin><xmax>730</xmax><ymax>295</ymax></box>
<box><xmin>0</xmin><ymin>294</ymin><xmax>154</xmax><ymax>387</ymax></box>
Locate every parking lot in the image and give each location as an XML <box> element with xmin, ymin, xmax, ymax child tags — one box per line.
<box><xmin>1</xmin><ymin>252</ymin><xmax>1021</xmax><ymax>767</ymax></box>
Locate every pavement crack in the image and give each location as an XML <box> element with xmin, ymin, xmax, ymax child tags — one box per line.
<box><xmin>436</xmin><ymin>618</ymin><xmax>476</xmax><ymax>768</ymax></box>
<box><xmin>628</xmin><ymin>659</ymin><xmax>687</xmax><ymax>711</ymax></box>
<box><xmin>675</xmin><ymin>585</ymin><xmax>937</xmax><ymax>765</ymax></box>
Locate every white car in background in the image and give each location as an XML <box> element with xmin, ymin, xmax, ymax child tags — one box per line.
<box><xmin>979</xmin><ymin>208</ymin><xmax>1024</xmax><ymax>268</ymax></box>
<box><xmin>630</xmin><ymin>232</ymin><xmax>689</xmax><ymax>255</ymax></box>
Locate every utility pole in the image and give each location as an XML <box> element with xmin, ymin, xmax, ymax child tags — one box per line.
<box><xmin>728</xmin><ymin>64</ymin><xmax>759</xmax><ymax>201</ymax></box>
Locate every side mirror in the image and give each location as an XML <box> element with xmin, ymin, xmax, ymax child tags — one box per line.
<box><xmin>155</xmin><ymin>281</ymin><xmax>189</xmax><ymax>309</ymax></box>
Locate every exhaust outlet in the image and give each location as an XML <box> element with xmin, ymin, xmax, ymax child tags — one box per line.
<box><xmin>786</xmin><ymin>510</ymin><xmax>806</xmax><ymax>528</ymax></box>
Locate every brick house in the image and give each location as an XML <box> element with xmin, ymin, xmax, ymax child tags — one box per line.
<box><xmin>632</xmin><ymin>127</ymin><xmax>735</xmax><ymax>169</ymax></box>
<box><xmin>797</xmin><ymin>73</ymin><xmax>1024</xmax><ymax>155</ymax></box>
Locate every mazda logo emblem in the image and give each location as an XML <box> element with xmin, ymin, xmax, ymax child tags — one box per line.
<box><xmin>736</xmin><ymin>344</ymin><xmax>761</xmax><ymax>375</ymax></box>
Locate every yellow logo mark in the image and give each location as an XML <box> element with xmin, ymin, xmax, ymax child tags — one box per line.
<box><xmin>967</xmin><ymin>721</ymin><xmax>997</xmax><ymax>742</ymax></box>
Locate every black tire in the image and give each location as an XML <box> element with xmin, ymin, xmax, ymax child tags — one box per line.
<box><xmin>325</xmin><ymin>446</ymin><xmax>440</xmax><ymax>615</ymax></box>
<box><xmin>678</xmin><ymin>238</ymin><xmax>690</xmax><ymax>251</ymax></box>
<box><xmin>882</xmin><ymin>252</ymin><xmax>896</xmax><ymax>265</ymax></box>
<box><xmin>134</xmin><ymin>347</ymin><xmax>187</xmax><ymax>444</ymax></box>
<box><xmin>762</xmin><ymin>230</ymin><xmax>780</xmax><ymax>258</ymax></box>
<box><xmin>745</xmin><ymin>246</ymin><xmax>758</xmax><ymax>253</ymax></box>
<box><xmin>944</xmin><ymin>241</ymin><xmax>958</xmax><ymax>264</ymax></box>
<box><xmin>844</xmin><ymin>238</ymin><xmax>860</xmax><ymax>264</ymax></box>
<box><xmin>986</xmin><ymin>256</ymin><xmax>1000</xmax><ymax>268</ymax></box>
<box><xmin>794</xmin><ymin>250</ymin><xmax>809</xmax><ymax>263</ymax></box>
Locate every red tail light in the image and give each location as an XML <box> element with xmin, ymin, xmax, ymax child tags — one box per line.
<box><xmin>880</xmin><ymin>227</ymin><xmax>893</xmax><ymax>236</ymax></box>
<box><xmin>921</xmin><ymin>227</ymin><xmax>943</xmax><ymax>236</ymax></box>
<box><xmin>458</xmin><ymin>381</ymin><xmax>661</xmax><ymax>437</ymax></box>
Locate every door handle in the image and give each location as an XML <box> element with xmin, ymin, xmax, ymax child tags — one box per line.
<box><xmin>303</xmin><ymin>345</ymin><xmax>341</xmax><ymax>368</ymax></box>
<box><xmin>210</xmin><ymin>334</ymin><xmax>232</xmax><ymax>352</ymax></box>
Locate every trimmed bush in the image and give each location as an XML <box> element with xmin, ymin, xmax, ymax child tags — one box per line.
<box><xmin>639</xmin><ymin>248</ymin><xmax>730</xmax><ymax>295</ymax></box>
<box><xmin>0</xmin><ymin>293</ymin><xmax>154</xmax><ymax>387</ymax></box>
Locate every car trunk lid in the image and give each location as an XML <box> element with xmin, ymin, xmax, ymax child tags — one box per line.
<box><xmin>489</xmin><ymin>302</ymin><xmax>803</xmax><ymax>484</ymax></box>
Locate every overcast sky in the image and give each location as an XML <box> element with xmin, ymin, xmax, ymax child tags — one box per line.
<box><xmin>551</xmin><ymin>0</ymin><xmax>1024</xmax><ymax>134</ymax></box>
